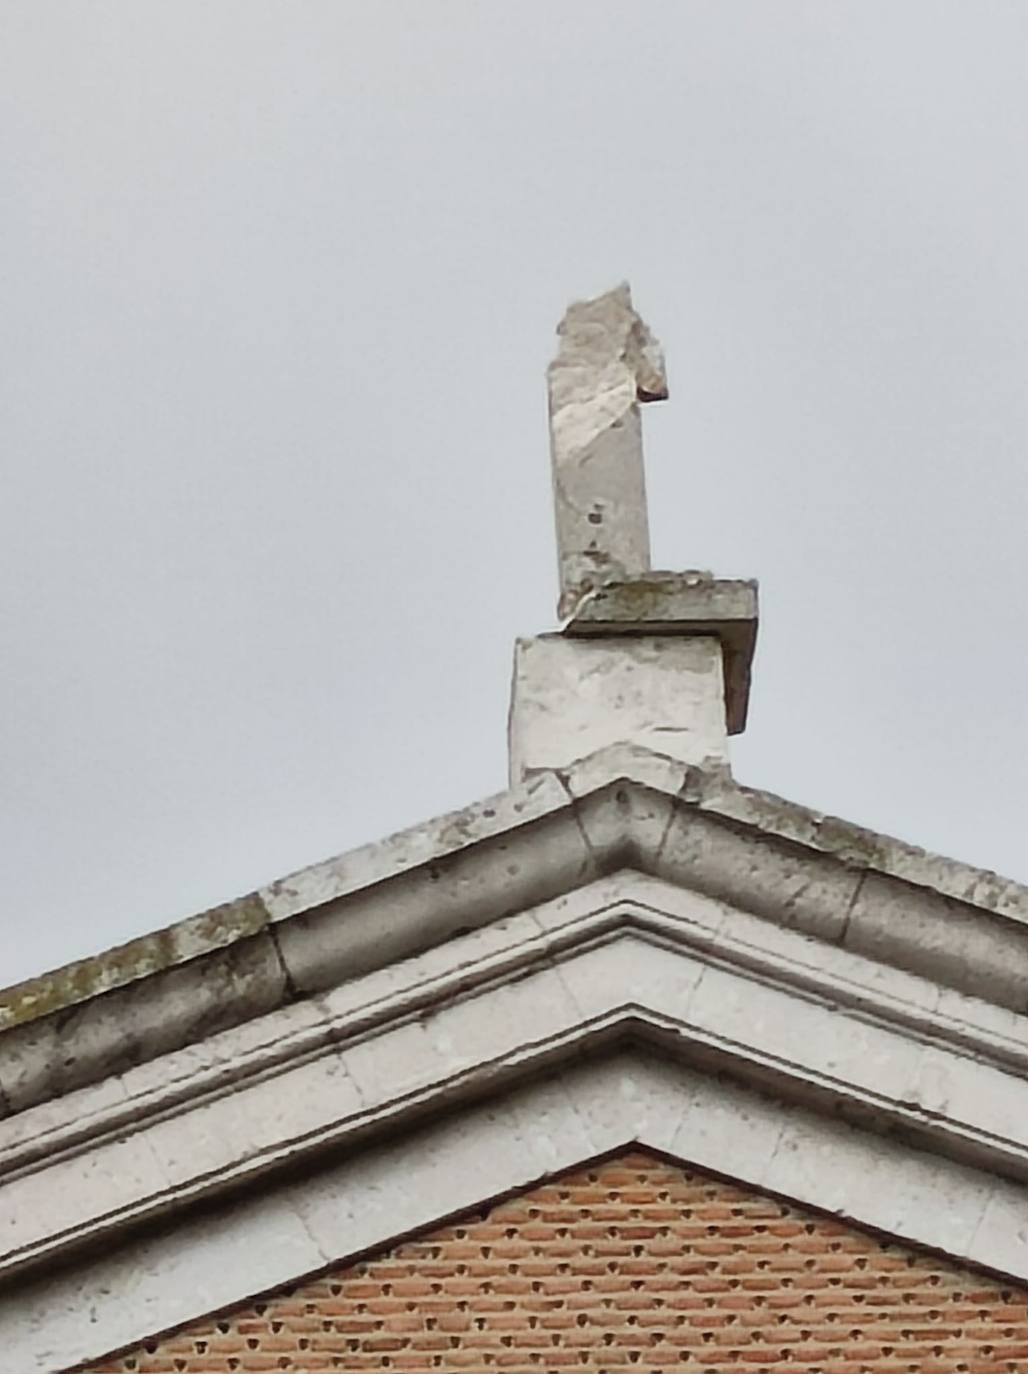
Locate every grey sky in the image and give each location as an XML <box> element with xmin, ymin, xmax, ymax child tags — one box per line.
<box><xmin>3</xmin><ymin>2</ymin><xmax>1027</xmax><ymax>985</ymax></box>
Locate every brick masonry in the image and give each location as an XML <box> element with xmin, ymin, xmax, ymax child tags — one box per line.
<box><xmin>88</xmin><ymin>1150</ymin><xmax>1028</xmax><ymax>1374</ymax></box>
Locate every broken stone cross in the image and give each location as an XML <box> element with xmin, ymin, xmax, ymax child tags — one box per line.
<box><xmin>548</xmin><ymin>283</ymin><xmax>668</xmax><ymax>620</ymax></box>
<box><xmin>508</xmin><ymin>284</ymin><xmax>759</xmax><ymax>784</ymax></box>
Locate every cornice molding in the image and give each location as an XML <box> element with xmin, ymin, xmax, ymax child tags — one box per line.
<box><xmin>6</xmin><ymin>1047</ymin><xmax>1028</xmax><ymax>1374</ymax></box>
<box><xmin>5</xmin><ymin>745</ymin><xmax>1028</xmax><ymax>1122</ymax></box>
<box><xmin>6</xmin><ymin>747</ymin><xmax>1028</xmax><ymax>1371</ymax></box>
<box><xmin>5</xmin><ymin>870</ymin><xmax>1028</xmax><ymax>1296</ymax></box>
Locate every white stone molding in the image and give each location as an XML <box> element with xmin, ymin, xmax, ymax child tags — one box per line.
<box><xmin>10</xmin><ymin>280</ymin><xmax>1028</xmax><ymax>1374</ymax></box>
<box><xmin>6</xmin><ymin>870</ymin><xmax>1028</xmax><ymax>1309</ymax></box>
<box><xmin>5</xmin><ymin>1047</ymin><xmax>1028</xmax><ymax>1374</ymax></box>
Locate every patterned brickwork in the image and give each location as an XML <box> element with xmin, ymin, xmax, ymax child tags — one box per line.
<box><xmin>90</xmin><ymin>1150</ymin><xmax>1028</xmax><ymax>1374</ymax></box>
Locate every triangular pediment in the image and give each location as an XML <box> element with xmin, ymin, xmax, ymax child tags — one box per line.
<box><xmin>7</xmin><ymin>1043</ymin><xmax>1028</xmax><ymax>1372</ymax></box>
<box><xmin>85</xmin><ymin>1146</ymin><xmax>1028</xmax><ymax>1374</ymax></box>
<box><xmin>5</xmin><ymin>746</ymin><xmax>1028</xmax><ymax>1372</ymax></box>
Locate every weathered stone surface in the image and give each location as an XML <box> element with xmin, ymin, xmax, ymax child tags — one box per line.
<box><xmin>508</xmin><ymin>634</ymin><xmax>729</xmax><ymax>782</ymax></box>
<box><xmin>6</xmin><ymin>747</ymin><xmax>1028</xmax><ymax>1119</ymax></box>
<box><xmin>547</xmin><ymin>284</ymin><xmax>667</xmax><ymax>618</ymax></box>
<box><xmin>271</xmin><ymin>803</ymin><xmax>597</xmax><ymax>995</ymax></box>
<box><xmin>259</xmin><ymin>770</ymin><xmax>572</xmax><ymax>920</ymax></box>
<box><xmin>658</xmin><ymin>802</ymin><xmax>861</xmax><ymax>943</ymax></box>
<box><xmin>7</xmin><ymin>279</ymin><xmax>1028</xmax><ymax>1374</ymax></box>
<box><xmin>0</xmin><ymin>892</ymin><xmax>269</xmax><ymax>1033</ymax></box>
<box><xmin>0</xmin><ymin>931</ymin><xmax>287</xmax><ymax>1116</ymax></box>
<box><xmin>843</xmin><ymin>869</ymin><xmax>1028</xmax><ymax>1010</ymax></box>
<box><xmin>564</xmin><ymin>573</ymin><xmax>759</xmax><ymax>732</ymax></box>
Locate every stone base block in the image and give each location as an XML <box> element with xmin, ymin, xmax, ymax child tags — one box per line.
<box><xmin>508</xmin><ymin>634</ymin><xmax>729</xmax><ymax>784</ymax></box>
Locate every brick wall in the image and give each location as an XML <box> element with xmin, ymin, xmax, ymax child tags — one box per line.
<box><xmin>89</xmin><ymin>1149</ymin><xmax>1028</xmax><ymax>1373</ymax></box>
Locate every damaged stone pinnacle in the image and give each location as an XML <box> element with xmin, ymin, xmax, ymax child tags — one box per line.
<box><xmin>548</xmin><ymin>283</ymin><xmax>668</xmax><ymax>619</ymax></box>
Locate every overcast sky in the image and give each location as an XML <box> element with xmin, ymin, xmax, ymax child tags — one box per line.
<box><xmin>3</xmin><ymin>2</ymin><xmax>1028</xmax><ymax>985</ymax></box>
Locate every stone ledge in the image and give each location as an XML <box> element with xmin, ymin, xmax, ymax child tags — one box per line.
<box><xmin>562</xmin><ymin>574</ymin><xmax>758</xmax><ymax>732</ymax></box>
<box><xmin>0</xmin><ymin>893</ymin><xmax>269</xmax><ymax>1035</ymax></box>
<box><xmin>6</xmin><ymin>876</ymin><xmax>1028</xmax><ymax>1291</ymax></box>
<box><xmin>4</xmin><ymin>744</ymin><xmax>1028</xmax><ymax>1119</ymax></box>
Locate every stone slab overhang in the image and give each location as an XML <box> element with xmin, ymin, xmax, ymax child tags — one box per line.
<box><xmin>563</xmin><ymin>574</ymin><xmax>758</xmax><ymax>732</ymax></box>
<box><xmin>4</xmin><ymin>742</ymin><xmax>1028</xmax><ymax>1371</ymax></box>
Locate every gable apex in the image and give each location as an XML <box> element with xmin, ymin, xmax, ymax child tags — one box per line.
<box><xmin>3</xmin><ymin>742</ymin><xmax>1028</xmax><ymax>1125</ymax></box>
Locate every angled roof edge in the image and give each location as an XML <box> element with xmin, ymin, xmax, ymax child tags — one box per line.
<box><xmin>0</xmin><ymin>766</ymin><xmax>572</xmax><ymax>1033</ymax></box>
<box><xmin>4</xmin><ymin>742</ymin><xmax>1028</xmax><ymax>1118</ymax></box>
<box><xmin>7</xmin><ymin>805</ymin><xmax>1028</xmax><ymax>1369</ymax></box>
<box><xmin>4</xmin><ymin>742</ymin><xmax>1025</xmax><ymax>1032</ymax></box>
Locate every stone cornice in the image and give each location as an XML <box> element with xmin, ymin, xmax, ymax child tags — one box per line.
<box><xmin>5</xmin><ymin>869</ymin><xmax>1028</xmax><ymax>1294</ymax></box>
<box><xmin>4</xmin><ymin>745</ymin><xmax>1028</xmax><ymax>1121</ymax></box>
<box><xmin>7</xmin><ymin>1047</ymin><xmax>1028</xmax><ymax>1374</ymax></box>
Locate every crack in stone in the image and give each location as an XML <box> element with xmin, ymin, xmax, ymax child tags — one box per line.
<box><xmin>838</xmin><ymin>869</ymin><xmax>868</xmax><ymax>947</ymax></box>
<box><xmin>555</xmin><ymin>770</ymin><xmax>602</xmax><ymax>866</ymax></box>
<box><xmin>266</xmin><ymin>922</ymin><xmax>301</xmax><ymax>1004</ymax></box>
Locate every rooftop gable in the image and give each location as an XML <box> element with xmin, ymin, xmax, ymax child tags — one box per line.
<box><xmin>3</xmin><ymin>742</ymin><xmax>1028</xmax><ymax>1123</ymax></box>
<box><xmin>6</xmin><ymin>285</ymin><xmax>1028</xmax><ymax>1373</ymax></box>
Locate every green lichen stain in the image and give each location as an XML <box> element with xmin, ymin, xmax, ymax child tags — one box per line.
<box><xmin>588</xmin><ymin>577</ymin><xmax>680</xmax><ymax>620</ymax></box>
<box><xmin>0</xmin><ymin>891</ymin><xmax>268</xmax><ymax>1032</ymax></box>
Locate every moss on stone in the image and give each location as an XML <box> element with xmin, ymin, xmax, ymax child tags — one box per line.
<box><xmin>0</xmin><ymin>892</ymin><xmax>268</xmax><ymax>1031</ymax></box>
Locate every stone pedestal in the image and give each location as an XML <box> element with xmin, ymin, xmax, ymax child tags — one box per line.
<box><xmin>508</xmin><ymin>634</ymin><xmax>729</xmax><ymax>783</ymax></box>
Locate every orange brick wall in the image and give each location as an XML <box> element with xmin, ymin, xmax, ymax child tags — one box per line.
<box><xmin>89</xmin><ymin>1150</ymin><xmax>1028</xmax><ymax>1374</ymax></box>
